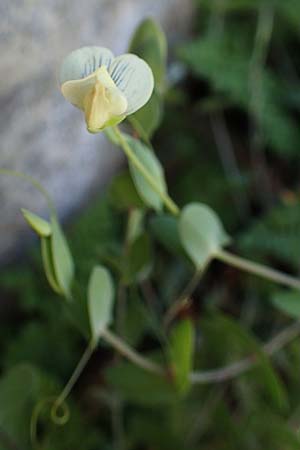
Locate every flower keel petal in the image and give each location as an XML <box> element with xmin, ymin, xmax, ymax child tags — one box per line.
<box><xmin>83</xmin><ymin>67</ymin><xmax>127</xmax><ymax>132</ymax></box>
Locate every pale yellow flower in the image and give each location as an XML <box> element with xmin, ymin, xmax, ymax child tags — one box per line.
<box><xmin>59</xmin><ymin>46</ymin><xmax>154</xmax><ymax>133</ymax></box>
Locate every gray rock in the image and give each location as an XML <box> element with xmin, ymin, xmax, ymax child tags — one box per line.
<box><xmin>0</xmin><ymin>0</ymin><xmax>193</xmax><ymax>259</ymax></box>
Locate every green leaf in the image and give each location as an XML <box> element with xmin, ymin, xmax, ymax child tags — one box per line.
<box><xmin>108</xmin><ymin>171</ymin><xmax>144</xmax><ymax>210</ymax></box>
<box><xmin>129</xmin><ymin>18</ymin><xmax>167</xmax><ymax>89</ymax></box>
<box><xmin>126</xmin><ymin>208</ymin><xmax>145</xmax><ymax>245</ymax></box>
<box><xmin>51</xmin><ymin>216</ymin><xmax>74</xmax><ymax>299</ymax></box>
<box><xmin>21</xmin><ymin>208</ymin><xmax>51</xmax><ymax>237</ymax></box>
<box><xmin>123</xmin><ymin>233</ymin><xmax>153</xmax><ymax>285</ymax></box>
<box><xmin>105</xmin><ymin>360</ymin><xmax>178</xmax><ymax>406</ymax></box>
<box><xmin>169</xmin><ymin>319</ymin><xmax>195</xmax><ymax>395</ymax></box>
<box><xmin>130</xmin><ymin>90</ymin><xmax>163</xmax><ymax>139</ymax></box>
<box><xmin>126</xmin><ymin>135</ymin><xmax>167</xmax><ymax>212</ymax></box>
<box><xmin>88</xmin><ymin>265</ymin><xmax>115</xmax><ymax>341</ymax></box>
<box><xmin>272</xmin><ymin>290</ymin><xmax>300</xmax><ymax>318</ymax></box>
<box><xmin>150</xmin><ymin>214</ymin><xmax>184</xmax><ymax>256</ymax></box>
<box><xmin>179</xmin><ymin>202</ymin><xmax>230</xmax><ymax>269</ymax></box>
<box><xmin>41</xmin><ymin>236</ymin><xmax>62</xmax><ymax>294</ymax></box>
<box><xmin>0</xmin><ymin>364</ymin><xmax>41</xmax><ymax>447</ymax></box>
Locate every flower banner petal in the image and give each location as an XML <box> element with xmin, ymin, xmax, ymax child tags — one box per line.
<box><xmin>60</xmin><ymin>46</ymin><xmax>114</xmax><ymax>85</ymax></box>
<box><xmin>109</xmin><ymin>54</ymin><xmax>154</xmax><ymax>114</ymax></box>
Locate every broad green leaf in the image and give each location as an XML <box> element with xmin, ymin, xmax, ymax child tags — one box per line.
<box><xmin>130</xmin><ymin>90</ymin><xmax>163</xmax><ymax>139</ymax></box>
<box><xmin>88</xmin><ymin>265</ymin><xmax>115</xmax><ymax>341</ymax></box>
<box><xmin>128</xmin><ymin>19</ymin><xmax>166</xmax><ymax>140</ymax></box>
<box><xmin>272</xmin><ymin>290</ymin><xmax>300</xmax><ymax>318</ymax></box>
<box><xmin>21</xmin><ymin>208</ymin><xmax>51</xmax><ymax>237</ymax></box>
<box><xmin>41</xmin><ymin>236</ymin><xmax>62</xmax><ymax>294</ymax></box>
<box><xmin>0</xmin><ymin>364</ymin><xmax>41</xmax><ymax>447</ymax></box>
<box><xmin>179</xmin><ymin>202</ymin><xmax>230</xmax><ymax>269</ymax></box>
<box><xmin>150</xmin><ymin>214</ymin><xmax>184</xmax><ymax>256</ymax></box>
<box><xmin>105</xmin><ymin>360</ymin><xmax>177</xmax><ymax>406</ymax></box>
<box><xmin>123</xmin><ymin>233</ymin><xmax>153</xmax><ymax>285</ymax></box>
<box><xmin>108</xmin><ymin>171</ymin><xmax>144</xmax><ymax>210</ymax></box>
<box><xmin>126</xmin><ymin>135</ymin><xmax>167</xmax><ymax>211</ymax></box>
<box><xmin>51</xmin><ymin>216</ymin><xmax>74</xmax><ymax>299</ymax></box>
<box><xmin>169</xmin><ymin>319</ymin><xmax>195</xmax><ymax>395</ymax></box>
<box><xmin>129</xmin><ymin>18</ymin><xmax>167</xmax><ymax>89</ymax></box>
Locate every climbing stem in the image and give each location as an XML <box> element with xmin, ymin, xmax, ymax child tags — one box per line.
<box><xmin>52</xmin><ymin>340</ymin><xmax>95</xmax><ymax>419</ymax></box>
<box><xmin>216</xmin><ymin>249</ymin><xmax>300</xmax><ymax>290</ymax></box>
<box><xmin>112</xmin><ymin>127</ymin><xmax>300</xmax><ymax>291</ymax></box>
<box><xmin>113</xmin><ymin>126</ymin><xmax>180</xmax><ymax>216</ymax></box>
<box><xmin>30</xmin><ymin>397</ymin><xmax>57</xmax><ymax>448</ymax></box>
<box><xmin>102</xmin><ymin>329</ymin><xmax>164</xmax><ymax>376</ymax></box>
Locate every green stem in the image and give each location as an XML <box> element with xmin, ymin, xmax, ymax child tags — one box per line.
<box><xmin>102</xmin><ymin>329</ymin><xmax>164</xmax><ymax>376</ymax></box>
<box><xmin>0</xmin><ymin>169</ymin><xmax>56</xmax><ymax>217</ymax></box>
<box><xmin>216</xmin><ymin>249</ymin><xmax>300</xmax><ymax>290</ymax></box>
<box><xmin>52</xmin><ymin>341</ymin><xmax>95</xmax><ymax>416</ymax></box>
<box><xmin>190</xmin><ymin>320</ymin><xmax>300</xmax><ymax>384</ymax></box>
<box><xmin>113</xmin><ymin>126</ymin><xmax>180</xmax><ymax>216</ymax></box>
<box><xmin>164</xmin><ymin>270</ymin><xmax>202</xmax><ymax>327</ymax></box>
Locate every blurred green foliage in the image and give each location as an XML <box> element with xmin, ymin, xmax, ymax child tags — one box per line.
<box><xmin>2</xmin><ymin>2</ymin><xmax>300</xmax><ymax>449</ymax></box>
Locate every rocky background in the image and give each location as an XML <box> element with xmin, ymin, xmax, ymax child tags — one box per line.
<box><xmin>0</xmin><ymin>0</ymin><xmax>192</xmax><ymax>259</ymax></box>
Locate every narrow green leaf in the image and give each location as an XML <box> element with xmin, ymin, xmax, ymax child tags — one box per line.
<box><xmin>272</xmin><ymin>290</ymin><xmax>300</xmax><ymax>318</ymax></box>
<box><xmin>126</xmin><ymin>135</ymin><xmax>167</xmax><ymax>211</ymax></box>
<box><xmin>169</xmin><ymin>319</ymin><xmax>195</xmax><ymax>395</ymax></box>
<box><xmin>88</xmin><ymin>265</ymin><xmax>115</xmax><ymax>341</ymax></box>
<box><xmin>51</xmin><ymin>216</ymin><xmax>74</xmax><ymax>299</ymax></box>
<box><xmin>179</xmin><ymin>202</ymin><xmax>230</xmax><ymax>269</ymax></box>
<box><xmin>41</xmin><ymin>236</ymin><xmax>62</xmax><ymax>294</ymax></box>
<box><xmin>21</xmin><ymin>208</ymin><xmax>51</xmax><ymax>237</ymax></box>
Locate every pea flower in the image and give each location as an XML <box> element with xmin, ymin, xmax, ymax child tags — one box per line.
<box><xmin>59</xmin><ymin>46</ymin><xmax>154</xmax><ymax>133</ymax></box>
